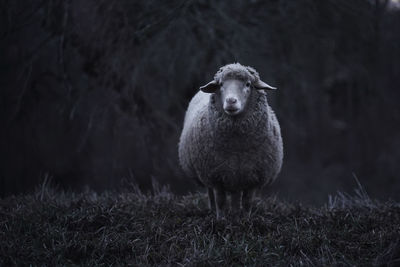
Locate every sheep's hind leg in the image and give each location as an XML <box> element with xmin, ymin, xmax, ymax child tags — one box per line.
<box><xmin>214</xmin><ymin>188</ymin><xmax>227</xmax><ymax>219</ymax></box>
<box><xmin>242</xmin><ymin>189</ymin><xmax>254</xmax><ymax>212</ymax></box>
<box><xmin>231</xmin><ymin>191</ymin><xmax>242</xmax><ymax>212</ymax></box>
<box><xmin>207</xmin><ymin>187</ymin><xmax>216</xmax><ymax>212</ymax></box>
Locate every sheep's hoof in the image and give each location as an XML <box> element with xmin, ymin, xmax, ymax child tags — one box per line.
<box><xmin>216</xmin><ymin>210</ymin><xmax>226</xmax><ymax>220</ymax></box>
<box><xmin>216</xmin><ymin>214</ymin><xmax>226</xmax><ymax>221</ymax></box>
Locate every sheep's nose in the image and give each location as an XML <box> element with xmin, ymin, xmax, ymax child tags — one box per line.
<box><xmin>226</xmin><ymin>97</ymin><xmax>237</xmax><ymax>104</ymax></box>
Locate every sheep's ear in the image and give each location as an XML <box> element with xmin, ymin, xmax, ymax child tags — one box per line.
<box><xmin>254</xmin><ymin>80</ymin><xmax>277</xmax><ymax>90</ymax></box>
<box><xmin>200</xmin><ymin>80</ymin><xmax>219</xmax><ymax>93</ymax></box>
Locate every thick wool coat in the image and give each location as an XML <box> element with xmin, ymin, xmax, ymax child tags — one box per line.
<box><xmin>179</xmin><ymin>85</ymin><xmax>283</xmax><ymax>192</ymax></box>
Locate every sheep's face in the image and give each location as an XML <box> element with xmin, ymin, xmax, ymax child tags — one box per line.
<box><xmin>218</xmin><ymin>79</ymin><xmax>251</xmax><ymax>116</ymax></box>
<box><xmin>200</xmin><ymin>63</ymin><xmax>277</xmax><ymax>116</ymax></box>
<box><xmin>199</xmin><ymin>78</ymin><xmax>252</xmax><ymax>116</ymax></box>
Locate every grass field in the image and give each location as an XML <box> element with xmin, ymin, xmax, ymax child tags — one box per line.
<box><xmin>1</xmin><ymin>182</ymin><xmax>399</xmax><ymax>266</ymax></box>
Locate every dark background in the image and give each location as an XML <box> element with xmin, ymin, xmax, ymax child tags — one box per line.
<box><xmin>1</xmin><ymin>0</ymin><xmax>399</xmax><ymax>204</ymax></box>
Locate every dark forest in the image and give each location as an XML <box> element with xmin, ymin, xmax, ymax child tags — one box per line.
<box><xmin>1</xmin><ymin>0</ymin><xmax>400</xmax><ymax>204</ymax></box>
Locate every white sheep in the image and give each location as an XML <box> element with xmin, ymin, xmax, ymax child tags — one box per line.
<box><xmin>178</xmin><ymin>63</ymin><xmax>283</xmax><ymax>218</ymax></box>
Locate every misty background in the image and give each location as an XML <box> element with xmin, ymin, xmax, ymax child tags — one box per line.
<box><xmin>1</xmin><ymin>0</ymin><xmax>399</xmax><ymax>204</ymax></box>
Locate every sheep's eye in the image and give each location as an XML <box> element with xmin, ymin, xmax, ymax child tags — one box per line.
<box><xmin>245</xmin><ymin>81</ymin><xmax>251</xmax><ymax>87</ymax></box>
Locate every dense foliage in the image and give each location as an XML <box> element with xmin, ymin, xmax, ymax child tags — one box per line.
<box><xmin>1</xmin><ymin>0</ymin><xmax>400</xmax><ymax>202</ymax></box>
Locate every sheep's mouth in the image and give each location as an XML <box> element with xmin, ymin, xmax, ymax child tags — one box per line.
<box><xmin>224</xmin><ymin>107</ymin><xmax>240</xmax><ymax>115</ymax></box>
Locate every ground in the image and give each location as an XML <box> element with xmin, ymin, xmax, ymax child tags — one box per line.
<box><xmin>1</xmin><ymin>183</ymin><xmax>399</xmax><ymax>266</ymax></box>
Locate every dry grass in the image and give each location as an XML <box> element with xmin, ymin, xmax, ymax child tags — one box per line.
<box><xmin>1</xmin><ymin>182</ymin><xmax>399</xmax><ymax>266</ymax></box>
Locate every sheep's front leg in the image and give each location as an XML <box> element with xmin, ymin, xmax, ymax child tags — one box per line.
<box><xmin>242</xmin><ymin>189</ymin><xmax>254</xmax><ymax>212</ymax></box>
<box><xmin>207</xmin><ymin>187</ymin><xmax>216</xmax><ymax>212</ymax></box>
<box><xmin>231</xmin><ymin>191</ymin><xmax>242</xmax><ymax>211</ymax></box>
<box><xmin>214</xmin><ymin>188</ymin><xmax>227</xmax><ymax>219</ymax></box>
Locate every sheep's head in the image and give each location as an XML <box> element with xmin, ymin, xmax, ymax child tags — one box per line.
<box><xmin>200</xmin><ymin>63</ymin><xmax>276</xmax><ymax>116</ymax></box>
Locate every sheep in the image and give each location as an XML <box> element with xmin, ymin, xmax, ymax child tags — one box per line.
<box><xmin>178</xmin><ymin>63</ymin><xmax>283</xmax><ymax>218</ymax></box>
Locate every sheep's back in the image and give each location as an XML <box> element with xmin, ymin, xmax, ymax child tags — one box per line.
<box><xmin>178</xmin><ymin>91</ymin><xmax>212</xmax><ymax>179</ymax></box>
